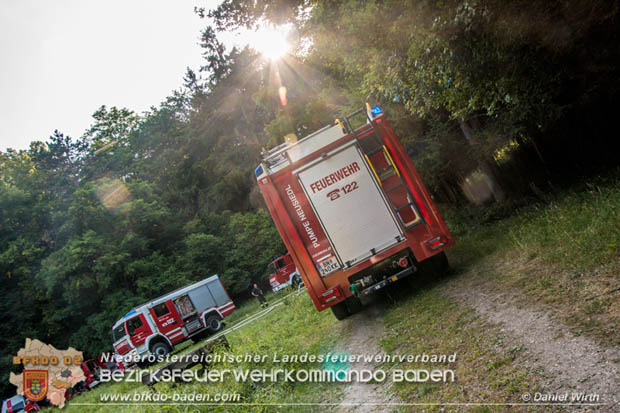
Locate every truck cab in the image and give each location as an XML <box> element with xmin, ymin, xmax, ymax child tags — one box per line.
<box><xmin>111</xmin><ymin>314</ymin><xmax>139</xmax><ymax>360</ymax></box>
<box><xmin>268</xmin><ymin>253</ymin><xmax>301</xmax><ymax>292</ymax></box>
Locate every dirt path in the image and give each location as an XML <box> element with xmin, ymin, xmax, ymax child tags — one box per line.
<box><xmin>444</xmin><ymin>279</ymin><xmax>620</xmax><ymax>412</ymax></box>
<box><xmin>337</xmin><ymin>302</ymin><xmax>398</xmax><ymax>413</ymax></box>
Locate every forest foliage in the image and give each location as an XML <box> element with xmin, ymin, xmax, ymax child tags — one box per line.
<box><xmin>2</xmin><ymin>0</ymin><xmax>619</xmax><ymax>398</ymax></box>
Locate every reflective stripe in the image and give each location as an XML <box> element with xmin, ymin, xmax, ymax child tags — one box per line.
<box><xmin>218</xmin><ymin>302</ymin><xmax>235</xmax><ymax>309</ymax></box>
<box><xmin>220</xmin><ymin>307</ymin><xmax>235</xmax><ymax>316</ymax></box>
<box><xmin>165</xmin><ymin>327</ymin><xmax>181</xmax><ymax>336</ymax></box>
<box><xmin>168</xmin><ymin>330</ymin><xmax>184</xmax><ymax>339</ymax></box>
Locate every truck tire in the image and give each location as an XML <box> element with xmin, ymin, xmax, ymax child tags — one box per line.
<box><xmin>418</xmin><ymin>252</ymin><xmax>450</xmax><ymax>280</ymax></box>
<box><xmin>330</xmin><ymin>301</ymin><xmax>350</xmax><ymax>320</ymax></box>
<box><xmin>346</xmin><ymin>296</ymin><xmax>363</xmax><ymax>314</ymax></box>
<box><xmin>205</xmin><ymin>314</ymin><xmax>222</xmax><ymax>333</ymax></box>
<box><xmin>151</xmin><ymin>341</ymin><xmax>171</xmax><ymax>358</ymax></box>
<box><xmin>430</xmin><ymin>251</ymin><xmax>450</xmax><ymax>275</ymax></box>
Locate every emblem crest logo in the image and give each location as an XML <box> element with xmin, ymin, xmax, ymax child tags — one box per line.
<box><xmin>23</xmin><ymin>370</ymin><xmax>48</xmax><ymax>401</ymax></box>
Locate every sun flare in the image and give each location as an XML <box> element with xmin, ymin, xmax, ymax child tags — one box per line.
<box><xmin>248</xmin><ymin>25</ymin><xmax>290</xmax><ymax>60</ymax></box>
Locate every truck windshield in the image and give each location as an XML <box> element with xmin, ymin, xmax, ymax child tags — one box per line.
<box><xmin>112</xmin><ymin>324</ymin><xmax>126</xmax><ymax>342</ymax></box>
<box><xmin>274</xmin><ymin>259</ymin><xmax>286</xmax><ymax>269</ymax></box>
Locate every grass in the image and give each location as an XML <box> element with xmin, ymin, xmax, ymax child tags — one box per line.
<box><xmin>154</xmin><ymin>289</ymin><xmax>290</xmax><ymax>360</ymax></box>
<box><xmin>53</xmin><ymin>291</ymin><xmax>342</xmax><ymax>412</ymax></box>
<box><xmin>378</xmin><ymin>285</ymin><xmax>545</xmax><ymax>412</ymax></box>
<box><xmin>376</xmin><ymin>174</ymin><xmax>619</xmax><ymax>410</ymax></box>
<box><xmin>224</xmin><ymin>288</ymin><xmax>290</xmax><ymax>326</ymax></box>
<box><xmin>444</xmin><ymin>177</ymin><xmax>620</xmax><ymax>347</ymax></box>
<box><xmin>450</xmin><ymin>183</ymin><xmax>619</xmax><ymax>271</ymax></box>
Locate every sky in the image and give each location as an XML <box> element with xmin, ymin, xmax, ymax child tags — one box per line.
<box><xmin>0</xmin><ymin>1</ymin><xmax>220</xmax><ymax>152</ymax></box>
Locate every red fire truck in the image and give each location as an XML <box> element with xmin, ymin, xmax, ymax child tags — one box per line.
<box><xmin>255</xmin><ymin>105</ymin><xmax>454</xmax><ymax>319</ymax></box>
<box><xmin>268</xmin><ymin>253</ymin><xmax>302</xmax><ymax>292</ymax></box>
<box><xmin>111</xmin><ymin>275</ymin><xmax>235</xmax><ymax>359</ymax></box>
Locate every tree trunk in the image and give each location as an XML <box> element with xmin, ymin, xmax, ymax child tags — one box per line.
<box><xmin>459</xmin><ymin>119</ymin><xmax>505</xmax><ymax>202</ymax></box>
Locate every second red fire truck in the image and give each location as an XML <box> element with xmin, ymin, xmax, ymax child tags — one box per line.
<box><xmin>111</xmin><ymin>275</ymin><xmax>235</xmax><ymax>359</ymax></box>
<box><xmin>268</xmin><ymin>253</ymin><xmax>302</xmax><ymax>292</ymax></box>
<box><xmin>256</xmin><ymin>105</ymin><xmax>454</xmax><ymax>319</ymax></box>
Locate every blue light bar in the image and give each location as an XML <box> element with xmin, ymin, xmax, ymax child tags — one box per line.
<box><xmin>123</xmin><ymin>310</ymin><xmax>137</xmax><ymax>319</ymax></box>
<box><xmin>371</xmin><ymin>106</ymin><xmax>383</xmax><ymax>115</ymax></box>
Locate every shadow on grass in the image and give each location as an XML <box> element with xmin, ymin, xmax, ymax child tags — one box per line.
<box><xmin>346</xmin><ymin>259</ymin><xmax>460</xmax><ymax>319</ymax></box>
<box><xmin>377</xmin><ymin>260</ymin><xmax>461</xmax><ymax>311</ymax></box>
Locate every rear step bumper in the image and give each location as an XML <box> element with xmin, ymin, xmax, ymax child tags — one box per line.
<box><xmin>357</xmin><ymin>266</ymin><xmax>415</xmax><ymax>296</ymax></box>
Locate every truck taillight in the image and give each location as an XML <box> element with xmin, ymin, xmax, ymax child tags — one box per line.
<box><xmin>319</xmin><ymin>286</ymin><xmax>343</xmax><ymax>306</ymax></box>
<box><xmin>426</xmin><ymin>236</ymin><xmax>447</xmax><ymax>251</ymax></box>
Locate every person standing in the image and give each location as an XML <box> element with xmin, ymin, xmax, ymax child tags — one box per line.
<box><xmin>251</xmin><ymin>283</ymin><xmax>268</xmax><ymax>308</ymax></box>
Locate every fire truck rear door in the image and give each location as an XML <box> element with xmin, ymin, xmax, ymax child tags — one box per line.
<box><xmin>296</xmin><ymin>143</ymin><xmax>404</xmax><ymax>268</ymax></box>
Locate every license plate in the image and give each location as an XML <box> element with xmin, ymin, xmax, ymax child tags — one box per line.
<box><xmin>317</xmin><ymin>257</ymin><xmax>340</xmax><ymax>277</ymax></box>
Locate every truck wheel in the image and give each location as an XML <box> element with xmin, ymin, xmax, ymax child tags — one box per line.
<box><xmin>430</xmin><ymin>252</ymin><xmax>450</xmax><ymax>275</ymax></box>
<box><xmin>151</xmin><ymin>342</ymin><xmax>171</xmax><ymax>358</ymax></box>
<box><xmin>205</xmin><ymin>315</ymin><xmax>222</xmax><ymax>333</ymax></box>
<box><xmin>346</xmin><ymin>296</ymin><xmax>363</xmax><ymax>314</ymax></box>
<box><xmin>418</xmin><ymin>252</ymin><xmax>450</xmax><ymax>280</ymax></box>
<box><xmin>330</xmin><ymin>301</ymin><xmax>350</xmax><ymax>320</ymax></box>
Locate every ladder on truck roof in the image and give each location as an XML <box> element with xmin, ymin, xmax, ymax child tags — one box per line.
<box><xmin>341</xmin><ymin>108</ymin><xmax>424</xmax><ymax>230</ymax></box>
